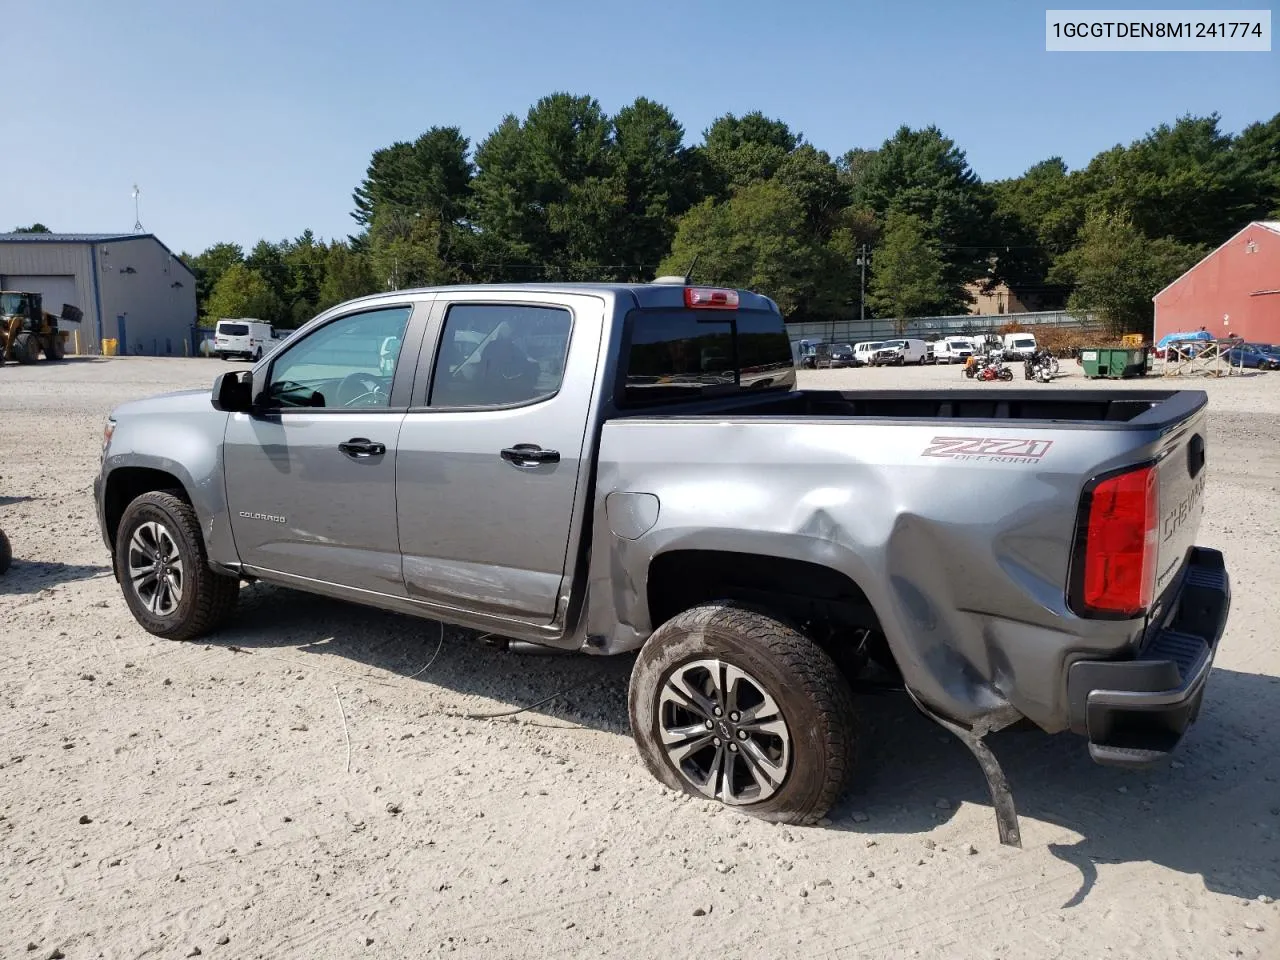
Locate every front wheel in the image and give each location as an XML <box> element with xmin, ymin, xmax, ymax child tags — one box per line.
<box><xmin>11</xmin><ymin>333</ymin><xmax>40</xmax><ymax>364</ymax></box>
<box><xmin>115</xmin><ymin>491</ymin><xmax>240</xmax><ymax>640</ymax></box>
<box><xmin>628</xmin><ymin>602</ymin><xmax>858</xmax><ymax>825</ymax></box>
<box><xmin>0</xmin><ymin>529</ymin><xmax>11</xmax><ymax>575</ymax></box>
<box><xmin>999</xmin><ymin>368</ymin><xmax>1014</xmax><ymax>381</ymax></box>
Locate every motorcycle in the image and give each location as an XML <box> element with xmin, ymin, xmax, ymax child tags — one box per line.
<box><xmin>964</xmin><ymin>353</ymin><xmax>1013</xmax><ymax>382</ymax></box>
<box><xmin>1024</xmin><ymin>348</ymin><xmax>1057</xmax><ymax>383</ymax></box>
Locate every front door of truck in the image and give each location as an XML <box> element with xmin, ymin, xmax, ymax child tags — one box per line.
<box><xmin>223</xmin><ymin>302</ymin><xmax>422</xmax><ymax>595</ymax></box>
<box><xmin>395</xmin><ymin>294</ymin><xmax>603</xmax><ymax>621</ymax></box>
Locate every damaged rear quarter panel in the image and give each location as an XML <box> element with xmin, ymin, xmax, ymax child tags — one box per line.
<box><xmin>591</xmin><ymin>415</ymin><xmax>1168</xmax><ymax>731</ymax></box>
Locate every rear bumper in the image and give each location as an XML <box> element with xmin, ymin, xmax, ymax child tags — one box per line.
<box><xmin>1066</xmin><ymin>546</ymin><xmax>1230</xmax><ymax>768</ymax></box>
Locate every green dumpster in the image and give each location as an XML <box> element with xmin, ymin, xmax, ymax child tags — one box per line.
<box><xmin>1079</xmin><ymin>346</ymin><xmax>1150</xmax><ymax>379</ymax></box>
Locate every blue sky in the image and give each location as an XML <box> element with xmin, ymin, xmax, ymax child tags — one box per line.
<box><xmin>5</xmin><ymin>0</ymin><xmax>1276</xmax><ymax>255</ymax></box>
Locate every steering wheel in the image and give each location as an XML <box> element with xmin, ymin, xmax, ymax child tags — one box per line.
<box><xmin>336</xmin><ymin>372</ymin><xmax>388</xmax><ymax>407</ymax></box>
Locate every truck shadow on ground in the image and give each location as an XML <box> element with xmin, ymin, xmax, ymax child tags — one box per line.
<box><xmin>213</xmin><ymin>583</ymin><xmax>1280</xmax><ymax>907</ymax></box>
<box><xmin>838</xmin><ymin>679</ymin><xmax>1280</xmax><ymax>906</ymax></box>
<box><xmin>1</xmin><ymin>559</ymin><xmax>113</xmax><ymax>595</ymax></box>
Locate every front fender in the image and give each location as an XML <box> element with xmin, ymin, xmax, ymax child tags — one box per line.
<box><xmin>100</xmin><ymin>405</ymin><xmax>237</xmax><ymax>568</ymax></box>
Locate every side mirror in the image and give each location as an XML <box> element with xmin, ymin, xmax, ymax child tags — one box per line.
<box><xmin>211</xmin><ymin>370</ymin><xmax>254</xmax><ymax>413</ymax></box>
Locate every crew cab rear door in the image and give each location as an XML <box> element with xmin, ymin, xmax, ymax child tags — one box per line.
<box><xmin>395</xmin><ymin>292</ymin><xmax>606</xmax><ymax>621</ymax></box>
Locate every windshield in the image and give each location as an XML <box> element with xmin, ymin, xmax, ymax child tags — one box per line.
<box><xmin>1</xmin><ymin>292</ymin><xmax>31</xmax><ymax>316</ymax></box>
<box><xmin>218</xmin><ymin>323</ymin><xmax>250</xmax><ymax>336</ymax></box>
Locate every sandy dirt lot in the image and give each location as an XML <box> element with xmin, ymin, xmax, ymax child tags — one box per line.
<box><xmin>2</xmin><ymin>356</ymin><xmax>1278</xmax><ymax>960</ymax></box>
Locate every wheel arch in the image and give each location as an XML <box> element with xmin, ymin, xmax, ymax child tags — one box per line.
<box><xmin>103</xmin><ymin>466</ymin><xmax>192</xmax><ymax>551</ymax></box>
<box><xmin>643</xmin><ymin>548</ymin><xmax>893</xmax><ymax>680</ymax></box>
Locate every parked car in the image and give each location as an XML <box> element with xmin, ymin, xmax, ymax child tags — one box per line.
<box><xmin>1246</xmin><ymin>343</ymin><xmax>1280</xmax><ymax>365</ymax></box>
<box><xmin>1002</xmin><ymin>332</ymin><xmax>1038</xmax><ymax>360</ymax></box>
<box><xmin>94</xmin><ymin>281</ymin><xmax>1230</xmax><ymax>843</ymax></box>
<box><xmin>871</xmin><ymin>338</ymin><xmax>929</xmax><ymax>365</ymax></box>
<box><xmin>793</xmin><ymin>339</ymin><xmax>818</xmax><ymax>369</ymax></box>
<box><xmin>852</xmin><ymin>341</ymin><xmax>884</xmax><ymax>367</ymax></box>
<box><xmin>829</xmin><ymin>343</ymin><xmax>856</xmax><ymax>368</ymax></box>
<box><xmin>933</xmin><ymin>336</ymin><xmax>976</xmax><ymax>364</ymax></box>
<box><xmin>214</xmin><ymin>319</ymin><xmax>285</xmax><ymax>362</ymax></box>
<box><xmin>1225</xmin><ymin>345</ymin><xmax>1280</xmax><ymax>370</ymax></box>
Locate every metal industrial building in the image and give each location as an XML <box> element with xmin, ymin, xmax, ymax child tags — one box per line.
<box><xmin>1153</xmin><ymin>221</ymin><xmax>1280</xmax><ymax>343</ymax></box>
<box><xmin>0</xmin><ymin>232</ymin><xmax>197</xmax><ymax>355</ymax></box>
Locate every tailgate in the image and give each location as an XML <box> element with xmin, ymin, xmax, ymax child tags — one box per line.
<box><xmin>1152</xmin><ymin>405</ymin><xmax>1208</xmax><ymax>598</ymax></box>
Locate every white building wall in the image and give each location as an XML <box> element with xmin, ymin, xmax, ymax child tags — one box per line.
<box><xmin>96</xmin><ymin>238</ymin><xmax>198</xmax><ymax>356</ymax></box>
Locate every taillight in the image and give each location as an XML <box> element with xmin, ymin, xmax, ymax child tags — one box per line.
<box><xmin>684</xmin><ymin>287</ymin><xmax>739</xmax><ymax>310</ymax></box>
<box><xmin>1071</xmin><ymin>464</ymin><xmax>1159</xmax><ymax>617</ymax></box>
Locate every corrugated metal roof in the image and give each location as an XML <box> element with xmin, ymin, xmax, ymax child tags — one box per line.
<box><xmin>0</xmin><ymin>232</ymin><xmax>143</xmax><ymax>242</ymax></box>
<box><xmin>0</xmin><ymin>231</ymin><xmax>197</xmax><ymax>279</ymax></box>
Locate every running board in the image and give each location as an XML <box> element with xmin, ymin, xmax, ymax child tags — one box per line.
<box><xmin>907</xmin><ymin>692</ymin><xmax>1022</xmax><ymax>848</ymax></box>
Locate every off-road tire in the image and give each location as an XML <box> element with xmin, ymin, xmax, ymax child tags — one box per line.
<box><xmin>114</xmin><ymin>490</ymin><xmax>239</xmax><ymax>640</ymax></box>
<box><xmin>45</xmin><ymin>336</ymin><xmax>66</xmax><ymax>360</ymax></box>
<box><xmin>11</xmin><ymin>333</ymin><xmax>40</xmax><ymax>364</ymax></box>
<box><xmin>0</xmin><ymin>529</ymin><xmax>11</xmax><ymax>575</ymax></box>
<box><xmin>628</xmin><ymin>601</ymin><xmax>858</xmax><ymax>825</ymax></box>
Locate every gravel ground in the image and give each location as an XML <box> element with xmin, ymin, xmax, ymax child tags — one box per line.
<box><xmin>2</xmin><ymin>356</ymin><xmax>1278</xmax><ymax>960</ymax></box>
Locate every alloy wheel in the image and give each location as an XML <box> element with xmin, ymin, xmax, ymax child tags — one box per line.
<box><xmin>658</xmin><ymin>658</ymin><xmax>792</xmax><ymax>804</ymax></box>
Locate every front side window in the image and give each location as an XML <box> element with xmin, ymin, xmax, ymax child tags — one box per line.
<box><xmin>428</xmin><ymin>303</ymin><xmax>572</xmax><ymax>408</ymax></box>
<box><xmin>263</xmin><ymin>305</ymin><xmax>411</xmax><ymax>409</ymax></box>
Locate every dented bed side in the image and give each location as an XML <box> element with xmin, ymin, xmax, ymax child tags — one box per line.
<box><xmin>585</xmin><ymin>402</ymin><xmax>1209</xmax><ymax>733</ymax></box>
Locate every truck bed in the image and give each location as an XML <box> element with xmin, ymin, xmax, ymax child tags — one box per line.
<box><xmin>613</xmin><ymin>388</ymin><xmax>1205</xmax><ymax>430</ymax></box>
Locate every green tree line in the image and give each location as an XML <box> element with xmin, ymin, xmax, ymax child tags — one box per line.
<box><xmin>174</xmin><ymin>95</ymin><xmax>1278</xmax><ymax>336</ymax></box>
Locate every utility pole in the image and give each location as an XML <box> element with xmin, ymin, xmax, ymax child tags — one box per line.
<box><xmin>855</xmin><ymin>244</ymin><xmax>869</xmax><ymax>323</ymax></box>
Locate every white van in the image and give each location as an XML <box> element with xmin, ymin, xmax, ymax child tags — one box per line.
<box><xmin>852</xmin><ymin>341</ymin><xmax>885</xmax><ymax>367</ymax></box>
<box><xmin>214</xmin><ymin>319</ymin><xmax>283</xmax><ymax>362</ymax></box>
<box><xmin>1002</xmin><ymin>332</ymin><xmax>1038</xmax><ymax>360</ymax></box>
<box><xmin>933</xmin><ymin>336</ymin><xmax>976</xmax><ymax>364</ymax></box>
<box><xmin>871</xmin><ymin>338</ymin><xmax>928</xmax><ymax>366</ymax></box>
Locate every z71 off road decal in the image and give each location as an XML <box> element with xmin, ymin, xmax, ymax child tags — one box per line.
<box><xmin>922</xmin><ymin>436</ymin><xmax>1054</xmax><ymax>464</ymax></box>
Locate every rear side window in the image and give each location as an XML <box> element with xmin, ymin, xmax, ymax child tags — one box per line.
<box><xmin>428</xmin><ymin>303</ymin><xmax>572</xmax><ymax>408</ymax></box>
<box><xmin>620</xmin><ymin>308</ymin><xmax>795</xmax><ymax>405</ymax></box>
<box><xmin>219</xmin><ymin>323</ymin><xmax>249</xmax><ymax>336</ymax></box>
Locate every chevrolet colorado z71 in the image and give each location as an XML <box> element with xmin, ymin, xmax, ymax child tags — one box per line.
<box><xmin>94</xmin><ymin>282</ymin><xmax>1230</xmax><ymax>844</ymax></box>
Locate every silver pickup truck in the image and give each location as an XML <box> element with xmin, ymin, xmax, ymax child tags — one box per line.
<box><xmin>94</xmin><ymin>282</ymin><xmax>1230</xmax><ymax>844</ymax></box>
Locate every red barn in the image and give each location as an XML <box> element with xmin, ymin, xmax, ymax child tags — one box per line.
<box><xmin>1153</xmin><ymin>221</ymin><xmax>1280</xmax><ymax>343</ymax></box>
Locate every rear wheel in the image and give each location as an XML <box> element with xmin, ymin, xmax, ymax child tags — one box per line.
<box><xmin>114</xmin><ymin>491</ymin><xmax>240</xmax><ymax>640</ymax></box>
<box><xmin>11</xmin><ymin>333</ymin><xmax>40</xmax><ymax>364</ymax></box>
<box><xmin>629</xmin><ymin>601</ymin><xmax>858</xmax><ymax>825</ymax></box>
<box><xmin>0</xmin><ymin>529</ymin><xmax>11</xmax><ymax>575</ymax></box>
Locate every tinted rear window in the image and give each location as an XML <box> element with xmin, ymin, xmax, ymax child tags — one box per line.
<box><xmin>621</xmin><ymin>308</ymin><xmax>795</xmax><ymax>405</ymax></box>
<box><xmin>219</xmin><ymin>323</ymin><xmax>249</xmax><ymax>336</ymax></box>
